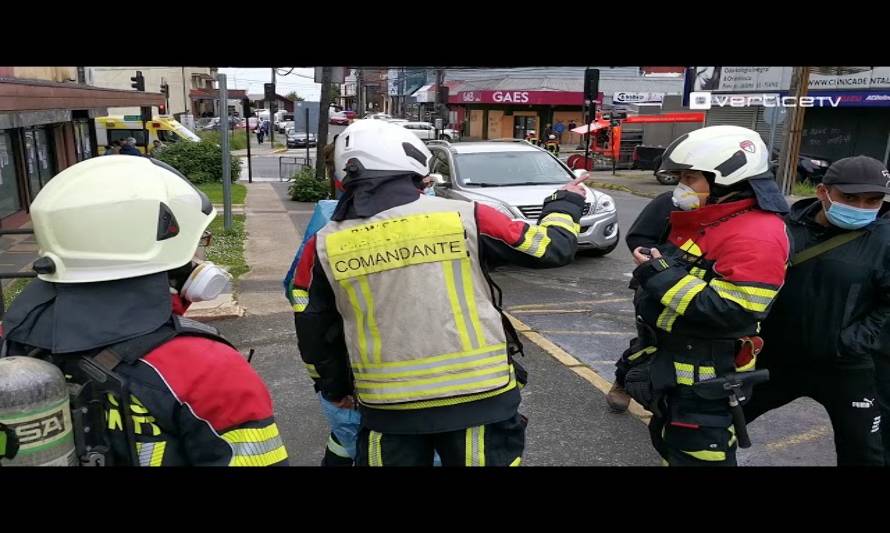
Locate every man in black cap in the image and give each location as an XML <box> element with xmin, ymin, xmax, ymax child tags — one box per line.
<box><xmin>743</xmin><ymin>155</ymin><xmax>890</xmax><ymax>465</ymax></box>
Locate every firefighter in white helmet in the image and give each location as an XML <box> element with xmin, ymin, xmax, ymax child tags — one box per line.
<box><xmin>292</xmin><ymin>119</ymin><xmax>586</xmax><ymax>466</ymax></box>
<box><xmin>620</xmin><ymin>125</ymin><xmax>791</xmax><ymax>466</ymax></box>
<box><xmin>0</xmin><ymin>156</ymin><xmax>288</xmax><ymax>466</ymax></box>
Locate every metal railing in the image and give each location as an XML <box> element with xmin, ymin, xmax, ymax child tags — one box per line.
<box><xmin>279</xmin><ymin>156</ymin><xmax>312</xmax><ymax>181</ymax></box>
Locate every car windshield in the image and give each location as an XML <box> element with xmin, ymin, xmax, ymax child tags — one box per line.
<box><xmin>454</xmin><ymin>150</ymin><xmax>573</xmax><ymax>187</ymax></box>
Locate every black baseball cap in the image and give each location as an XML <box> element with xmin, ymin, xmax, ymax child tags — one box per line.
<box><xmin>823</xmin><ymin>156</ymin><xmax>890</xmax><ymax>195</ymax></box>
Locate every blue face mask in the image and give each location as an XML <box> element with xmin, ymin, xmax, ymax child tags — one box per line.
<box><xmin>824</xmin><ymin>196</ymin><xmax>879</xmax><ymax>230</ymax></box>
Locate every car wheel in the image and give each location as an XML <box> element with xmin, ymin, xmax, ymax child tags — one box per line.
<box><xmin>655</xmin><ymin>171</ymin><xmax>679</xmax><ymax>185</ymax></box>
<box><xmin>578</xmin><ymin>230</ymin><xmax>620</xmax><ymax>257</ymax></box>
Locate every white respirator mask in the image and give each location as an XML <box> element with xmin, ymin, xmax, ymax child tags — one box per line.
<box><xmin>180</xmin><ymin>261</ymin><xmax>232</xmax><ymax>302</ymax></box>
<box><xmin>672</xmin><ymin>182</ymin><xmax>704</xmax><ymax>211</ymax></box>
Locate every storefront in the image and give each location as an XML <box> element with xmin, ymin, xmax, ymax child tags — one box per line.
<box><xmin>450</xmin><ymin>90</ymin><xmax>602</xmax><ymax>141</ymax></box>
<box><xmin>1</xmin><ymin>76</ymin><xmax>163</xmax><ymax>226</ymax></box>
<box><xmin>693</xmin><ymin>67</ymin><xmax>890</xmax><ymax>165</ymax></box>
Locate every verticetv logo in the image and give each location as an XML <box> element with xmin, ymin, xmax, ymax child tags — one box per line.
<box><xmin>690</xmin><ymin>91</ymin><xmax>842</xmax><ymax>110</ymax></box>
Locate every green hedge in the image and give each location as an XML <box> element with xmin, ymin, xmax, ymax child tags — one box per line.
<box><xmin>198</xmin><ymin>129</ymin><xmax>249</xmax><ymax>151</ymax></box>
<box><xmin>288</xmin><ymin>167</ymin><xmax>331</xmax><ymax>202</ymax></box>
<box><xmin>154</xmin><ymin>140</ymin><xmax>242</xmax><ymax>184</ymax></box>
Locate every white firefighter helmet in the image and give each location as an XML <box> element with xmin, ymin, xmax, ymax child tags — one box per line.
<box><xmin>29</xmin><ymin>156</ymin><xmax>215</xmax><ymax>283</ymax></box>
<box><xmin>659</xmin><ymin>125</ymin><xmax>769</xmax><ymax>186</ymax></box>
<box><xmin>333</xmin><ymin>119</ymin><xmax>431</xmax><ymax>182</ymax></box>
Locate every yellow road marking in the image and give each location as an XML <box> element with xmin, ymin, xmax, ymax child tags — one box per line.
<box><xmin>765</xmin><ymin>425</ymin><xmax>832</xmax><ymax>452</ymax></box>
<box><xmin>539</xmin><ymin>330</ymin><xmax>634</xmax><ymax>336</ymax></box>
<box><xmin>511</xmin><ymin>309</ymin><xmax>599</xmax><ymax>315</ymax></box>
<box><xmin>505</xmin><ymin>312</ymin><xmax>651</xmax><ymax>424</ymax></box>
<box><xmin>507</xmin><ymin>298</ymin><xmax>632</xmax><ymax>311</ymax></box>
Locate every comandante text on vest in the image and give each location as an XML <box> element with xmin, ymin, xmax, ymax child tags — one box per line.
<box><xmin>334</xmin><ymin>240</ymin><xmax>465</xmax><ymax>275</ymax></box>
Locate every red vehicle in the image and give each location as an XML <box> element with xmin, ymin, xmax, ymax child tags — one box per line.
<box><xmin>330</xmin><ymin>110</ymin><xmax>357</xmax><ymax>125</ymax></box>
<box><xmin>567</xmin><ymin>112</ymin><xmax>706</xmax><ymax>172</ymax></box>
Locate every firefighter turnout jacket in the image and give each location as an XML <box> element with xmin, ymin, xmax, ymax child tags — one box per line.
<box><xmin>632</xmin><ymin>198</ymin><xmax>790</xmax><ymax>377</ymax></box>
<box><xmin>293</xmin><ymin>191</ymin><xmax>584</xmax><ymax>434</ymax></box>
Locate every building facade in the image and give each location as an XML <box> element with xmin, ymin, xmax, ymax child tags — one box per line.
<box><xmin>691</xmin><ymin>66</ymin><xmax>890</xmax><ymax>164</ymax></box>
<box><xmin>1</xmin><ymin>67</ymin><xmax>162</xmax><ymax>226</ymax></box>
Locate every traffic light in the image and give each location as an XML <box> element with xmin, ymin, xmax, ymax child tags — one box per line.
<box><xmin>159</xmin><ymin>103</ymin><xmax>167</xmax><ymax>115</ymax></box>
<box><xmin>130</xmin><ymin>71</ymin><xmax>145</xmax><ymax>91</ymax></box>
<box><xmin>242</xmin><ymin>98</ymin><xmax>252</xmax><ymax>117</ymax></box>
<box><xmin>583</xmin><ymin>68</ymin><xmax>600</xmax><ymax>103</ymax></box>
<box><xmin>160</xmin><ymin>82</ymin><xmax>169</xmax><ymax>97</ymax></box>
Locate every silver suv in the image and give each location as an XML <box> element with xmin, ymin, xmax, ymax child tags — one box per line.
<box><xmin>427</xmin><ymin>140</ymin><xmax>619</xmax><ymax>255</ymax></box>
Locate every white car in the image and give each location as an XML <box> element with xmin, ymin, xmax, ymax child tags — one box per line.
<box><xmin>426</xmin><ymin>139</ymin><xmax>619</xmax><ymax>256</ymax></box>
<box><xmin>276</xmin><ymin>120</ymin><xmax>295</xmax><ymax>133</ymax></box>
<box><xmin>399</xmin><ymin>121</ymin><xmax>460</xmax><ymax>142</ymax></box>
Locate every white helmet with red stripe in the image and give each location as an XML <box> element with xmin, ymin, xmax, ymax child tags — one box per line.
<box><xmin>659</xmin><ymin>125</ymin><xmax>769</xmax><ymax>186</ymax></box>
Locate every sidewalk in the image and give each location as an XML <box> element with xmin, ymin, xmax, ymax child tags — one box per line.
<box><xmin>232</xmin><ymin>131</ymin><xmax>288</xmax><ymax>157</ymax></box>
<box><xmin>210</xmin><ymin>181</ymin><xmax>660</xmax><ymax>465</ymax></box>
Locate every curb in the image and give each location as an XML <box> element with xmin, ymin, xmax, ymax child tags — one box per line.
<box><xmin>185</xmin><ymin>294</ymin><xmax>245</xmax><ymax>322</ymax></box>
<box><xmin>506</xmin><ymin>312</ymin><xmax>652</xmax><ymax>424</ymax></box>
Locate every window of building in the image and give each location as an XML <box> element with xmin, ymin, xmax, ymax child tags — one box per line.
<box><xmin>73</xmin><ymin>120</ymin><xmax>93</xmax><ymax>162</ymax></box>
<box><xmin>22</xmin><ymin>126</ymin><xmax>58</xmax><ymax>201</ymax></box>
<box><xmin>0</xmin><ymin>131</ymin><xmax>22</xmax><ymax>219</ymax></box>
<box><xmin>35</xmin><ymin>128</ymin><xmax>56</xmax><ymax>188</ymax></box>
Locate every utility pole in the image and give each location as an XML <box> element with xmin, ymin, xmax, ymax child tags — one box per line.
<box><xmin>777</xmin><ymin>66</ymin><xmax>811</xmax><ymax>196</ymax></box>
<box><xmin>356</xmin><ymin>68</ymin><xmax>363</xmax><ymax>114</ymax></box>
<box><xmin>435</xmin><ymin>68</ymin><xmax>444</xmax><ymax>138</ymax></box>
<box><xmin>217</xmin><ymin>73</ymin><xmax>232</xmax><ymax>231</ymax></box>
<box><xmin>182</xmin><ymin>67</ymin><xmax>189</xmax><ymax>114</ymax></box>
<box><xmin>317</xmin><ymin>67</ymin><xmax>333</xmax><ymax>183</ymax></box>
<box><xmin>269</xmin><ymin>68</ymin><xmax>276</xmax><ymax>145</ymax></box>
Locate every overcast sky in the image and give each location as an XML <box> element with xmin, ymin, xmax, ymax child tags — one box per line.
<box><xmin>219</xmin><ymin>68</ymin><xmax>322</xmax><ymax>101</ymax></box>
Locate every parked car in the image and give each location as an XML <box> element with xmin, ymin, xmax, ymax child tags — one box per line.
<box><xmin>651</xmin><ymin>148</ymin><xmax>832</xmax><ymax>185</ymax></box>
<box><xmin>363</xmin><ymin>112</ymin><xmax>393</xmax><ymax>120</ymax></box>
<box><xmin>286</xmin><ymin>131</ymin><xmax>317</xmax><ymax>148</ymax></box>
<box><xmin>330</xmin><ymin>111</ymin><xmax>352</xmax><ymax>126</ymax></box>
<box><xmin>399</xmin><ymin>121</ymin><xmax>460</xmax><ymax>142</ymax></box>
<box><xmin>427</xmin><ymin>139</ymin><xmax>619</xmax><ymax>256</ymax></box>
<box><xmin>276</xmin><ymin>120</ymin><xmax>295</xmax><ymax>134</ymax></box>
<box><xmin>196</xmin><ymin>116</ymin><xmax>243</xmax><ymax>132</ymax></box>
<box><xmin>769</xmin><ymin>149</ymin><xmax>832</xmax><ymax>183</ymax></box>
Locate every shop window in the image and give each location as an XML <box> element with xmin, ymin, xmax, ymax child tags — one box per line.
<box><xmin>35</xmin><ymin>128</ymin><xmax>56</xmax><ymax>188</ymax></box>
<box><xmin>0</xmin><ymin>131</ymin><xmax>22</xmax><ymax>218</ymax></box>
<box><xmin>73</xmin><ymin>121</ymin><xmax>93</xmax><ymax>161</ymax></box>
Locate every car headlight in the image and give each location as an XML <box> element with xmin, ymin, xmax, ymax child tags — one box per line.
<box><xmin>477</xmin><ymin>201</ymin><xmax>516</xmax><ymax>219</ymax></box>
<box><xmin>593</xmin><ymin>193</ymin><xmax>615</xmax><ymax>213</ymax></box>
<box><xmin>811</xmin><ymin>159</ymin><xmax>830</xmax><ymax>168</ymax></box>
